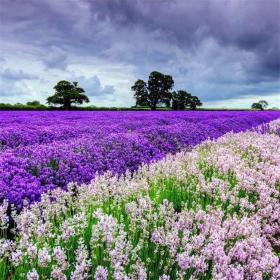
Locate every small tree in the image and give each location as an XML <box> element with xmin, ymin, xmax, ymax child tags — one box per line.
<box><xmin>251</xmin><ymin>100</ymin><xmax>268</xmax><ymax>110</ymax></box>
<box><xmin>188</xmin><ymin>96</ymin><xmax>203</xmax><ymax>110</ymax></box>
<box><xmin>47</xmin><ymin>80</ymin><xmax>89</xmax><ymax>110</ymax></box>
<box><xmin>251</xmin><ymin>102</ymin><xmax>264</xmax><ymax>110</ymax></box>
<box><xmin>171</xmin><ymin>90</ymin><xmax>192</xmax><ymax>110</ymax></box>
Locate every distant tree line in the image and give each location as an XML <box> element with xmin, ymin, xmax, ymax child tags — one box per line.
<box><xmin>0</xmin><ymin>75</ymin><xmax>276</xmax><ymax>111</ymax></box>
<box><xmin>131</xmin><ymin>71</ymin><xmax>202</xmax><ymax>110</ymax></box>
<box><xmin>0</xmin><ymin>102</ymin><xmax>48</xmax><ymax>110</ymax></box>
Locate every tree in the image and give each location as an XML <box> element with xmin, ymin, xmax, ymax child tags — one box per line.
<box><xmin>258</xmin><ymin>100</ymin><xmax>268</xmax><ymax>109</ymax></box>
<box><xmin>147</xmin><ymin>71</ymin><xmax>174</xmax><ymax>109</ymax></box>
<box><xmin>131</xmin><ymin>71</ymin><xmax>174</xmax><ymax>110</ymax></box>
<box><xmin>251</xmin><ymin>100</ymin><xmax>268</xmax><ymax>110</ymax></box>
<box><xmin>26</xmin><ymin>100</ymin><xmax>41</xmax><ymax>106</ymax></box>
<box><xmin>131</xmin><ymin>79</ymin><xmax>149</xmax><ymax>107</ymax></box>
<box><xmin>47</xmin><ymin>80</ymin><xmax>89</xmax><ymax>110</ymax></box>
<box><xmin>251</xmin><ymin>102</ymin><xmax>264</xmax><ymax>110</ymax></box>
<box><xmin>188</xmin><ymin>96</ymin><xmax>203</xmax><ymax>110</ymax></box>
<box><xmin>171</xmin><ymin>90</ymin><xmax>192</xmax><ymax>110</ymax></box>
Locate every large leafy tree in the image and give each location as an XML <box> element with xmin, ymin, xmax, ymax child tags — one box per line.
<box><xmin>132</xmin><ymin>71</ymin><xmax>174</xmax><ymax>109</ymax></box>
<box><xmin>148</xmin><ymin>71</ymin><xmax>174</xmax><ymax>109</ymax></box>
<box><xmin>131</xmin><ymin>79</ymin><xmax>149</xmax><ymax>107</ymax></box>
<box><xmin>171</xmin><ymin>90</ymin><xmax>192</xmax><ymax>110</ymax></box>
<box><xmin>47</xmin><ymin>81</ymin><xmax>89</xmax><ymax>110</ymax></box>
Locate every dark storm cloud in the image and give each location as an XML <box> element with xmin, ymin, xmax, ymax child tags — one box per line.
<box><xmin>88</xmin><ymin>0</ymin><xmax>280</xmax><ymax>78</ymax></box>
<box><xmin>0</xmin><ymin>0</ymin><xmax>279</xmax><ymax>105</ymax></box>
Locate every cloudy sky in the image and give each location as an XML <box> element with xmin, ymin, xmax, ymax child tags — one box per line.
<box><xmin>0</xmin><ymin>0</ymin><xmax>279</xmax><ymax>108</ymax></box>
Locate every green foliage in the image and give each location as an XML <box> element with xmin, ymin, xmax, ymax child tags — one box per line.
<box><xmin>148</xmin><ymin>71</ymin><xmax>174</xmax><ymax>109</ymax></box>
<box><xmin>251</xmin><ymin>100</ymin><xmax>269</xmax><ymax>110</ymax></box>
<box><xmin>251</xmin><ymin>102</ymin><xmax>264</xmax><ymax>110</ymax></box>
<box><xmin>132</xmin><ymin>71</ymin><xmax>203</xmax><ymax>110</ymax></box>
<box><xmin>171</xmin><ymin>90</ymin><xmax>191</xmax><ymax>110</ymax></box>
<box><xmin>131</xmin><ymin>79</ymin><xmax>149</xmax><ymax>107</ymax></box>
<box><xmin>189</xmin><ymin>95</ymin><xmax>203</xmax><ymax>110</ymax></box>
<box><xmin>171</xmin><ymin>91</ymin><xmax>203</xmax><ymax>110</ymax></box>
<box><xmin>258</xmin><ymin>100</ymin><xmax>268</xmax><ymax>109</ymax></box>
<box><xmin>26</xmin><ymin>100</ymin><xmax>41</xmax><ymax>106</ymax></box>
<box><xmin>132</xmin><ymin>71</ymin><xmax>174</xmax><ymax>110</ymax></box>
<box><xmin>47</xmin><ymin>80</ymin><xmax>90</xmax><ymax>109</ymax></box>
<box><xmin>171</xmin><ymin>90</ymin><xmax>190</xmax><ymax>110</ymax></box>
<box><xmin>0</xmin><ymin>102</ymin><xmax>47</xmax><ymax>110</ymax></box>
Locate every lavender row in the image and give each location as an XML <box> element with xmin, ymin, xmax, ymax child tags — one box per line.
<box><xmin>0</xmin><ymin>120</ymin><xmax>279</xmax><ymax>279</ymax></box>
<box><xmin>0</xmin><ymin>111</ymin><xmax>280</xmax><ymax>208</ymax></box>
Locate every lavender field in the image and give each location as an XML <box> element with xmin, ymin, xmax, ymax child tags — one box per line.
<box><xmin>0</xmin><ymin>111</ymin><xmax>279</xmax><ymax>208</ymax></box>
<box><xmin>0</xmin><ymin>111</ymin><xmax>280</xmax><ymax>279</ymax></box>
